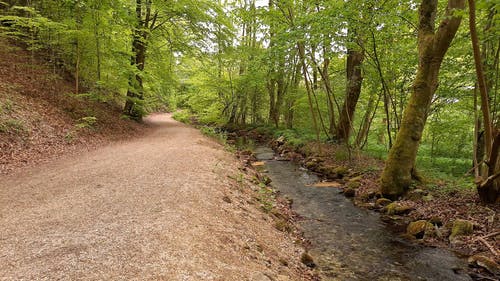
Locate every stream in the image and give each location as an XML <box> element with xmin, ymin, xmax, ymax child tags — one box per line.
<box><xmin>254</xmin><ymin>146</ymin><xmax>472</xmax><ymax>281</ymax></box>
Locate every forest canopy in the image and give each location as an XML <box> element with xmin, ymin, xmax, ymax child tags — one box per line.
<box><xmin>0</xmin><ymin>0</ymin><xmax>498</xmax><ymax>202</ymax></box>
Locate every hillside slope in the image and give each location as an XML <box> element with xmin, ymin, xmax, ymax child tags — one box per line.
<box><xmin>0</xmin><ymin>40</ymin><xmax>143</xmax><ymax>174</ymax></box>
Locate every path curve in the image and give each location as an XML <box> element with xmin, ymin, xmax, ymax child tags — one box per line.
<box><xmin>0</xmin><ymin>114</ymin><xmax>306</xmax><ymax>280</ymax></box>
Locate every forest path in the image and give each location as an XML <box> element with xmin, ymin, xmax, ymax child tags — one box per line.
<box><xmin>0</xmin><ymin>114</ymin><xmax>304</xmax><ymax>280</ymax></box>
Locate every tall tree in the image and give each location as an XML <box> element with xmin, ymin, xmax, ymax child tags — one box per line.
<box><xmin>468</xmin><ymin>0</ymin><xmax>499</xmax><ymax>203</ymax></box>
<box><xmin>380</xmin><ymin>0</ymin><xmax>466</xmax><ymax>199</ymax></box>
<box><xmin>335</xmin><ymin>40</ymin><xmax>364</xmax><ymax>142</ymax></box>
<box><xmin>123</xmin><ymin>0</ymin><xmax>154</xmax><ymax>120</ymax></box>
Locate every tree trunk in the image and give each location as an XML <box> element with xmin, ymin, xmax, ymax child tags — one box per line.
<box><xmin>355</xmin><ymin>89</ymin><xmax>380</xmax><ymax>149</ymax></box>
<box><xmin>124</xmin><ymin>0</ymin><xmax>149</xmax><ymax>121</ymax></box>
<box><xmin>380</xmin><ymin>0</ymin><xmax>465</xmax><ymax>199</ymax></box>
<box><xmin>468</xmin><ymin>0</ymin><xmax>499</xmax><ymax>203</ymax></box>
<box><xmin>297</xmin><ymin>41</ymin><xmax>320</xmax><ymax>144</ymax></box>
<box><xmin>335</xmin><ymin>47</ymin><xmax>364</xmax><ymax>143</ymax></box>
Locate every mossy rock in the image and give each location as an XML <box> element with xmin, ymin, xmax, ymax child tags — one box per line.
<box><xmin>375</xmin><ymin>198</ymin><xmax>392</xmax><ymax>207</ymax></box>
<box><xmin>304</xmin><ymin>159</ymin><xmax>319</xmax><ymax>169</ymax></box>
<box><xmin>468</xmin><ymin>254</ymin><xmax>500</xmax><ymax>275</ymax></box>
<box><xmin>349</xmin><ymin>175</ymin><xmax>363</xmax><ymax>183</ymax></box>
<box><xmin>333</xmin><ymin>166</ymin><xmax>349</xmax><ymax>177</ymax></box>
<box><xmin>385</xmin><ymin>202</ymin><xmax>413</xmax><ymax>215</ymax></box>
<box><xmin>406</xmin><ymin>189</ymin><xmax>428</xmax><ymax>201</ymax></box>
<box><xmin>317</xmin><ymin>165</ymin><xmax>337</xmax><ymax>178</ymax></box>
<box><xmin>346</xmin><ymin>181</ymin><xmax>361</xmax><ymax>189</ymax></box>
<box><xmin>407</xmin><ymin>220</ymin><xmax>434</xmax><ymax>239</ymax></box>
<box><xmin>449</xmin><ymin>219</ymin><xmax>473</xmax><ymax>241</ymax></box>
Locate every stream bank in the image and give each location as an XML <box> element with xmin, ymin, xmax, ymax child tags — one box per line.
<box><xmin>252</xmin><ymin>146</ymin><xmax>474</xmax><ymax>280</ymax></box>
<box><xmin>224</xmin><ymin>126</ymin><xmax>498</xmax><ymax>279</ymax></box>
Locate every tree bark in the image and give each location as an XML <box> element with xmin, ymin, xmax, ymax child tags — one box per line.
<box><xmin>124</xmin><ymin>0</ymin><xmax>150</xmax><ymax>121</ymax></box>
<box><xmin>380</xmin><ymin>0</ymin><xmax>465</xmax><ymax>199</ymax></box>
<box><xmin>335</xmin><ymin>47</ymin><xmax>364</xmax><ymax>143</ymax></box>
<box><xmin>468</xmin><ymin>0</ymin><xmax>499</xmax><ymax>203</ymax></box>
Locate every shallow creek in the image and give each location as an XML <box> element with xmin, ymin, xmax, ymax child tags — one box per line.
<box><xmin>254</xmin><ymin>147</ymin><xmax>471</xmax><ymax>281</ymax></box>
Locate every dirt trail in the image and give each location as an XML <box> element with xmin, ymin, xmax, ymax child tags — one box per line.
<box><xmin>0</xmin><ymin>114</ymin><xmax>307</xmax><ymax>280</ymax></box>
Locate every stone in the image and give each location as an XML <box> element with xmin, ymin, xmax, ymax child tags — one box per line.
<box><xmin>406</xmin><ymin>188</ymin><xmax>428</xmax><ymax>200</ymax></box>
<box><xmin>300</xmin><ymin>252</ymin><xmax>316</xmax><ymax>268</ymax></box>
<box><xmin>449</xmin><ymin>219</ymin><xmax>473</xmax><ymax>241</ymax></box>
<box><xmin>343</xmin><ymin>187</ymin><xmax>356</xmax><ymax>197</ymax></box>
<box><xmin>276</xmin><ymin>275</ymin><xmax>290</xmax><ymax>281</ymax></box>
<box><xmin>346</xmin><ymin>181</ymin><xmax>361</xmax><ymax>189</ymax></box>
<box><xmin>356</xmin><ymin>202</ymin><xmax>376</xmax><ymax>209</ymax></box>
<box><xmin>367</xmin><ymin>191</ymin><xmax>379</xmax><ymax>199</ymax></box>
<box><xmin>304</xmin><ymin>159</ymin><xmax>319</xmax><ymax>169</ymax></box>
<box><xmin>375</xmin><ymin>198</ymin><xmax>392</xmax><ymax>207</ymax></box>
<box><xmin>310</xmin><ymin>181</ymin><xmax>342</xmax><ymax>188</ymax></box>
<box><xmin>317</xmin><ymin>165</ymin><xmax>339</xmax><ymax>179</ymax></box>
<box><xmin>333</xmin><ymin>166</ymin><xmax>349</xmax><ymax>177</ymax></box>
<box><xmin>407</xmin><ymin>220</ymin><xmax>435</xmax><ymax>239</ymax></box>
<box><xmin>349</xmin><ymin>175</ymin><xmax>363</xmax><ymax>182</ymax></box>
<box><xmin>468</xmin><ymin>254</ymin><xmax>500</xmax><ymax>275</ymax></box>
<box><xmin>385</xmin><ymin>202</ymin><xmax>413</xmax><ymax>215</ymax></box>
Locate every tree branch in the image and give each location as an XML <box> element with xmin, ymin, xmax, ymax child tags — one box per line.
<box><xmin>433</xmin><ymin>0</ymin><xmax>466</xmax><ymax>59</ymax></box>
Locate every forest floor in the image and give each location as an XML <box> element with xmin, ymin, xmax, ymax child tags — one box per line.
<box><xmin>227</xmin><ymin>128</ymin><xmax>499</xmax><ymax>279</ymax></box>
<box><xmin>0</xmin><ymin>39</ymin><xmax>143</xmax><ymax>175</ymax></box>
<box><xmin>0</xmin><ymin>114</ymin><xmax>314</xmax><ymax>280</ymax></box>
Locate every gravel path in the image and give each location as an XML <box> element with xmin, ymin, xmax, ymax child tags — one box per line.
<box><xmin>0</xmin><ymin>114</ymin><xmax>307</xmax><ymax>280</ymax></box>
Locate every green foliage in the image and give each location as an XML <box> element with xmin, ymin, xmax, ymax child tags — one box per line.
<box><xmin>1</xmin><ymin>0</ymin><xmax>495</xmax><ymax>194</ymax></box>
<box><xmin>75</xmin><ymin>116</ymin><xmax>97</xmax><ymax>129</ymax></box>
<box><xmin>258</xmin><ymin>184</ymin><xmax>275</xmax><ymax>213</ymax></box>
<box><xmin>172</xmin><ymin>110</ymin><xmax>192</xmax><ymax>124</ymax></box>
<box><xmin>0</xmin><ymin>118</ymin><xmax>25</xmax><ymax>133</ymax></box>
<box><xmin>0</xmin><ymin>99</ymin><xmax>13</xmax><ymax>113</ymax></box>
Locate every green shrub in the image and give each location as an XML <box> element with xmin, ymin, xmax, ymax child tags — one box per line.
<box><xmin>172</xmin><ymin>110</ymin><xmax>192</xmax><ymax>124</ymax></box>
<box><xmin>75</xmin><ymin>116</ymin><xmax>97</xmax><ymax>130</ymax></box>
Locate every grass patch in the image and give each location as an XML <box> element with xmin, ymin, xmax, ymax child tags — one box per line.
<box><xmin>258</xmin><ymin>183</ymin><xmax>275</xmax><ymax>213</ymax></box>
<box><xmin>75</xmin><ymin>116</ymin><xmax>97</xmax><ymax>130</ymax></box>
<box><xmin>0</xmin><ymin>118</ymin><xmax>25</xmax><ymax>133</ymax></box>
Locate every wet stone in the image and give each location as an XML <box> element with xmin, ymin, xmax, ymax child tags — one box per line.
<box><xmin>407</xmin><ymin>220</ymin><xmax>435</xmax><ymax>239</ymax></box>
<box><xmin>343</xmin><ymin>187</ymin><xmax>356</xmax><ymax>197</ymax></box>
<box><xmin>468</xmin><ymin>254</ymin><xmax>500</xmax><ymax>275</ymax></box>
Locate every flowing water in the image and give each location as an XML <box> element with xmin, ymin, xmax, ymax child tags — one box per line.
<box><xmin>254</xmin><ymin>147</ymin><xmax>471</xmax><ymax>281</ymax></box>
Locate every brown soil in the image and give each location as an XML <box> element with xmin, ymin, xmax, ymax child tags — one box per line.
<box><xmin>0</xmin><ymin>114</ymin><xmax>313</xmax><ymax>280</ymax></box>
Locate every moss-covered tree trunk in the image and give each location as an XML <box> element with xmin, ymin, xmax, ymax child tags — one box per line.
<box><xmin>380</xmin><ymin>0</ymin><xmax>465</xmax><ymax>199</ymax></box>
<box><xmin>124</xmin><ymin>0</ymin><xmax>152</xmax><ymax>121</ymax></box>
